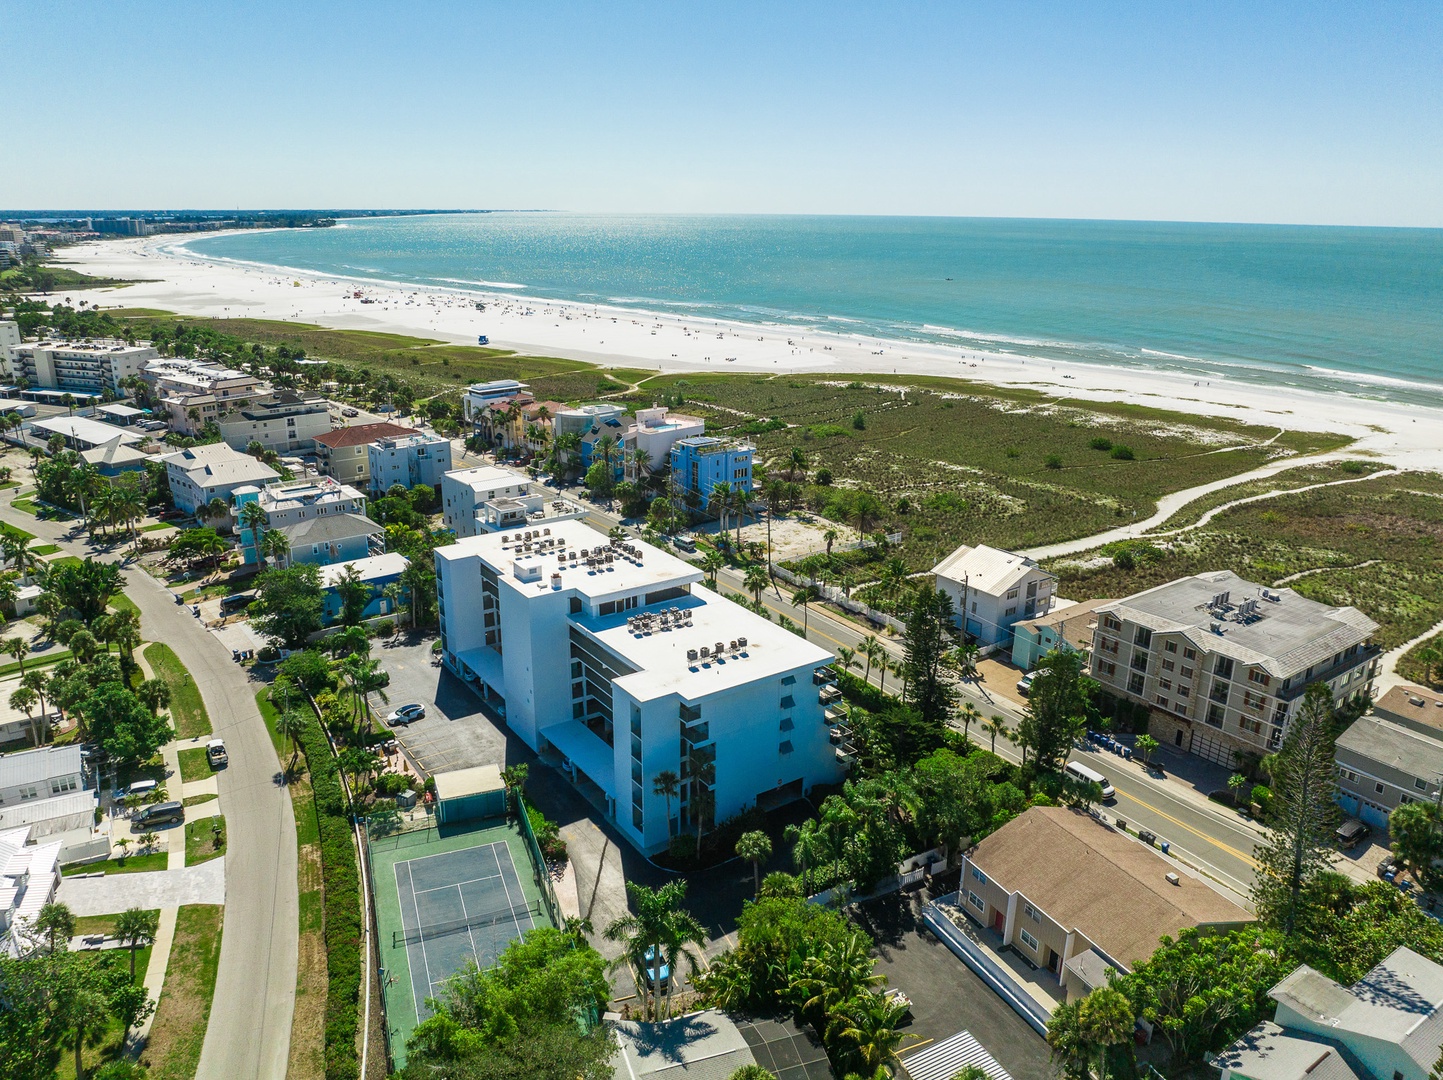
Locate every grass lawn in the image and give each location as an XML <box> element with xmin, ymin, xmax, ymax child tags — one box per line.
<box><xmin>63</xmin><ymin>850</ymin><xmax>170</xmax><ymax>876</ymax></box>
<box><xmin>0</xmin><ymin>648</ymin><xmax>70</xmax><ymax>680</ymax></box>
<box><xmin>141</xmin><ymin>904</ymin><xmax>224</xmax><ymax>1080</ymax></box>
<box><xmin>1050</xmin><ymin>470</ymin><xmax>1443</xmax><ymax>654</ymax></box>
<box><xmin>185</xmin><ymin>815</ymin><xmax>226</xmax><ymax>865</ymax></box>
<box><xmin>177</xmin><ymin>746</ymin><xmax>213</xmax><ymax>783</ymax></box>
<box><xmin>30</xmin><ymin>542</ymin><xmax>59</xmax><ymax>555</ymax></box>
<box><xmin>141</xmin><ymin>521</ymin><xmax>175</xmax><ymax>532</ymax></box>
<box><xmin>183</xmin><ymin>792</ymin><xmax>218</xmax><ymax>808</ymax></box>
<box><xmin>108</xmin><ymin>592</ymin><xmax>141</xmax><ymax>616</ymax></box>
<box><xmin>9</xmin><ymin>497</ymin><xmax>38</xmax><ymax>516</ymax></box>
<box><xmin>48</xmin><ymin>554</ymin><xmax>83</xmax><ymax>569</ymax></box>
<box><xmin>144</xmin><ymin>642</ymin><xmax>212</xmax><ymax>738</ymax></box>
<box><xmin>0</xmin><ymin>520</ymin><xmax>35</xmax><ymax>543</ymax></box>
<box><xmin>259</xmin><ymin>688</ymin><xmax>327</xmax><ymax>1078</ymax></box>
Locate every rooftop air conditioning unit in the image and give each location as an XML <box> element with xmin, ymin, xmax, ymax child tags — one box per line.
<box><xmin>1165</xmin><ymin>872</ymin><xmax>1180</xmax><ymax>887</ymax></box>
<box><xmin>729</xmin><ymin>640</ymin><xmax>738</xmax><ymax>652</ymax></box>
<box><xmin>1210</xmin><ymin>622</ymin><xmax>1223</xmax><ymax>634</ymax></box>
<box><xmin>687</xmin><ymin>649</ymin><xmax>698</xmax><ymax>661</ymax></box>
<box><xmin>700</xmin><ymin>646</ymin><xmax>710</xmax><ymax>658</ymax></box>
<box><xmin>715</xmin><ymin>642</ymin><xmax>725</xmax><ymax>655</ymax></box>
<box><xmin>737</xmin><ymin>636</ymin><xmax>747</xmax><ymax>648</ymax></box>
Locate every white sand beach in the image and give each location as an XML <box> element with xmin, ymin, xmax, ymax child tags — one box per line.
<box><xmin>51</xmin><ymin>233</ymin><xmax>1443</xmax><ymax>473</ymax></box>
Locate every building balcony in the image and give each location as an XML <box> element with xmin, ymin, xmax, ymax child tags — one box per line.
<box><xmin>819</xmin><ymin>685</ymin><xmax>842</xmax><ymax>704</ymax></box>
<box><xmin>823</xmin><ymin>705</ymin><xmax>847</xmax><ymax>724</ymax></box>
<box><xmin>813</xmin><ymin>665</ymin><xmax>837</xmax><ymax>686</ymax></box>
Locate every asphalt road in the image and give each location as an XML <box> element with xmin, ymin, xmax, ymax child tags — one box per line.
<box><xmin>0</xmin><ymin>493</ymin><xmax>299</xmax><ymax>1080</ymax></box>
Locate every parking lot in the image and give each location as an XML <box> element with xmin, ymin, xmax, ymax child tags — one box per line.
<box><xmin>377</xmin><ymin>636</ymin><xmax>512</xmax><ymax>774</ymax></box>
<box><xmin>854</xmin><ymin>890</ymin><xmax>1052</xmax><ymax>1080</ymax></box>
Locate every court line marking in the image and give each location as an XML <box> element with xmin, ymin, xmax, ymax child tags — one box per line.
<box><xmin>452</xmin><ymin>882</ymin><xmax>483</xmax><ymax>1001</ymax></box>
<box><xmin>493</xmin><ymin>842</ymin><xmax>533</xmax><ymax>947</ymax></box>
<box><xmin>405</xmin><ymin>860</ymin><xmax>434</xmax><ymax>1020</ymax></box>
<box><xmin>413</xmin><ymin>870</ymin><xmax>504</xmax><ymax>897</ymax></box>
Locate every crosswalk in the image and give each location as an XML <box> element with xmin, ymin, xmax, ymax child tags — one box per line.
<box><xmin>901</xmin><ymin>1030</ymin><xmax>1013</xmax><ymax>1080</ymax></box>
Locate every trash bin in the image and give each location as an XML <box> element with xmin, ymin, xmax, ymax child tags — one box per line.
<box><xmin>1160</xmin><ymin>840</ymin><xmax>1170</xmax><ymax>855</ymax></box>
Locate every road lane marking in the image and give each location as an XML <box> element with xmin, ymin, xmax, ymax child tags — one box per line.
<box><xmin>1114</xmin><ymin>789</ymin><xmax>1260</xmax><ymax>870</ymax></box>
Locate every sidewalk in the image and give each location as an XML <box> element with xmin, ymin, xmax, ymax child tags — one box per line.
<box><xmin>132</xmin><ymin>906</ymin><xmax>179</xmax><ymax>1047</ymax></box>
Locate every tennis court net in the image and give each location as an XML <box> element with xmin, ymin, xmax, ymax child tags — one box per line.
<box><xmin>394</xmin><ymin>900</ymin><xmax>540</xmax><ymax>948</ymax></box>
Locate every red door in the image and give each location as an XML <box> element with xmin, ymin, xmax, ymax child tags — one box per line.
<box><xmin>992</xmin><ymin>910</ymin><xmax>1005</xmax><ymax>933</ymax></box>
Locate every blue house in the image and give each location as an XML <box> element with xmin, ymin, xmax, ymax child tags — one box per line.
<box><xmin>668</xmin><ymin>436</ymin><xmax>753</xmax><ymax>510</ymax></box>
<box><xmin>319</xmin><ymin>553</ymin><xmax>410</xmax><ymax>625</ymax></box>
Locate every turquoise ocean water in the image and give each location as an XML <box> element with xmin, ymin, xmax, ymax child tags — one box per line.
<box><xmin>181</xmin><ymin>214</ymin><xmax>1443</xmax><ymax>404</ymax></box>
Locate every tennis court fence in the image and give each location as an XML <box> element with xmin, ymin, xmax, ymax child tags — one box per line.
<box><xmin>393</xmin><ymin>900</ymin><xmax>542</xmax><ymax>948</ymax></box>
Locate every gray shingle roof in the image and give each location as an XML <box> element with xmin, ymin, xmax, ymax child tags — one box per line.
<box><xmin>1336</xmin><ymin>717</ymin><xmax>1443</xmax><ymax>782</ymax></box>
<box><xmin>280</xmin><ymin>513</ymin><xmax>382</xmax><ymax>545</ymax></box>
<box><xmin>1099</xmin><ymin>571</ymin><xmax>1377</xmax><ymax>678</ymax></box>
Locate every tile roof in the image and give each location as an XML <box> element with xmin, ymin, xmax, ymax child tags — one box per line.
<box><xmin>312</xmin><ymin>422</ymin><xmax>418</xmax><ymax>449</ymax></box>
<box><xmin>968</xmin><ymin>806</ymin><xmax>1253</xmax><ymax>967</ymax></box>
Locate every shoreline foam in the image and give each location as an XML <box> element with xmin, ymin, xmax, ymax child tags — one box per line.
<box><xmin>46</xmin><ymin>232</ymin><xmax>1443</xmax><ymax>474</ymax></box>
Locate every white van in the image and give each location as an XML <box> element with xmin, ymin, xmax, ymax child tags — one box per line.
<box><xmin>1065</xmin><ymin>761</ymin><xmax>1116</xmax><ymax>801</ymax></box>
<box><xmin>126</xmin><ymin>779</ymin><xmax>159</xmax><ymax>799</ymax></box>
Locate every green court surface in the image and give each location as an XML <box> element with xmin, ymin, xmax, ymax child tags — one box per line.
<box><xmin>367</xmin><ymin>817</ymin><xmax>554</xmax><ymax>1066</ymax></box>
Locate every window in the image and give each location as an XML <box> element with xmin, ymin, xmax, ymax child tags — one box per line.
<box><xmin>971</xmin><ymin>601</ymin><xmax>977</xmax><ymax>614</ymax></box>
<box><xmin>1207</xmin><ymin>703</ymin><xmax>1225</xmax><ymax>728</ymax></box>
<box><xmin>1376</xmin><ymin>782</ymin><xmax>1386</xmax><ymax>795</ymax></box>
<box><xmin>1099</xmin><ymin>660</ymin><xmax>1116</xmax><ymax>677</ymax></box>
<box><xmin>1023</xmin><ymin>903</ymin><xmax>1040</xmax><ymax>922</ymax></box>
<box><xmin>1161</xmin><ymin>658</ymin><xmax>1175</xmax><ymax>672</ymax></box>
<box><xmin>1155</xmin><ymin>695</ymin><xmax>1170</xmax><ymax>708</ymax></box>
<box><xmin>1178</xmin><ymin>684</ymin><xmax>1190</xmax><ymax>698</ymax></box>
<box><xmin>1249</xmin><ymin>669</ymin><xmax>1271</xmax><ymax>686</ymax></box>
<box><xmin>1103</xmin><ymin>615</ymin><xmax>1122</xmax><ymax>632</ymax></box>
<box><xmin>1004</xmin><ymin>606</ymin><xmax>1017</xmax><ymax>617</ymax></box>
<box><xmin>50</xmin><ymin>776</ymin><xmax>77</xmax><ymax>795</ymax></box>
<box><xmin>17</xmin><ymin>785</ymin><xmax>38</xmax><ymax>801</ymax></box>
<box><xmin>1164</xmin><ymin>641</ymin><xmax>1178</xmax><ymax>653</ymax></box>
<box><xmin>1134</xmin><ymin>627</ymin><xmax>1152</xmax><ymax>648</ymax></box>
<box><xmin>1338</xmin><ymin>767</ymin><xmax>1359</xmax><ymax>782</ymax></box>
<box><xmin>1006</xmin><ymin>588</ymin><xmax>1019</xmax><ymax>600</ymax></box>
<box><xmin>970</xmin><ymin>866</ymin><xmax>987</xmax><ymax>885</ymax></box>
<box><xmin>1215</xmin><ymin>656</ymin><xmax>1235</xmax><ymax>679</ymax></box>
<box><xmin>1417</xmin><ymin>777</ymin><xmax>1429</xmax><ymax>791</ymax></box>
<box><xmin>968</xmin><ymin>891</ymin><xmax>985</xmax><ymax>912</ymax></box>
<box><xmin>1183</xmin><ymin>647</ymin><xmax>1197</xmax><ymax>660</ymax></box>
<box><xmin>1128</xmin><ymin>672</ymin><xmax>1145</xmax><ymax>694</ymax></box>
<box><xmin>1180</xmin><ymin>665</ymin><xmax>1194</xmax><ymax>679</ymax></box>
<box><xmin>1020</xmin><ymin>928</ymin><xmax>1039</xmax><ymax>951</ymax></box>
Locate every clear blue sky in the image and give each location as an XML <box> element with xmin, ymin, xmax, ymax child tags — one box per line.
<box><xmin>4</xmin><ymin>1</ymin><xmax>1440</xmax><ymax>226</ymax></box>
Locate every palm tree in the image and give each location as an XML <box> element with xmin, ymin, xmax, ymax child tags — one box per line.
<box><xmin>861</xmin><ymin>635</ymin><xmax>882</xmax><ymax>682</ymax></box>
<box><xmin>276</xmin><ymin>709</ymin><xmax>307</xmax><ymax>775</ymax></box>
<box><xmin>787</xmin><ymin>446</ymin><xmax>808</xmax><ymax>482</ymax></box>
<box><xmin>603</xmin><ymin>880</ymin><xmax>699</xmax><ymax>1021</ymax></box>
<box><xmin>959</xmin><ymin>701</ymin><xmax>981</xmax><ymax>744</ymax></box>
<box><xmin>952</xmin><ymin>643</ymin><xmax>980</xmax><ymax>682</ymax></box>
<box><xmin>239</xmin><ymin>500</ymin><xmax>268</xmax><ymax>567</ymax></box>
<box><xmin>983</xmin><ymin>714</ymin><xmax>1008</xmax><ymax>754</ymax></box>
<box><xmin>4</xmin><ymin>635</ymin><xmax>28</xmax><ymax>675</ymax></box>
<box><xmin>711</xmin><ymin>481</ymin><xmax>733</xmax><ymax>540</ymax></box>
<box><xmin>793</xmin><ymin>933</ymin><xmax>883</xmax><ymax>1021</ymax></box>
<box><xmin>652</xmin><ymin>770</ymin><xmax>680</xmax><ymax>838</ymax></box>
<box><xmin>791</xmin><ymin>585</ymin><xmax>819</xmax><ymax>634</ymax></box>
<box><xmin>31</xmin><ymin>900</ymin><xmax>75</xmax><ymax>953</ymax></box>
<box><xmin>1078</xmin><ymin>986</ymin><xmax>1135</xmax><ymax>1080</ymax></box>
<box><xmin>114</xmin><ymin>907</ymin><xmax>159</xmax><ymax>980</ymax></box>
<box><xmin>835</xmin><ymin>645</ymin><xmax>858</xmax><ymax>675</ymax></box>
<box><xmin>830</xmin><ymin>992</ymin><xmax>912</xmax><ymax>1075</ymax></box>
<box><xmin>20</xmin><ymin>669</ymin><xmax>51</xmax><ymax>742</ymax></box>
<box><xmin>9</xmin><ymin>686</ymin><xmax>37</xmax><ymax>745</ymax></box>
<box><xmin>262</xmin><ymin>528</ymin><xmax>291</xmax><ymax>569</ymax></box>
<box><xmin>823</xmin><ymin>528</ymin><xmax>838</xmax><ymax>556</ymax></box>
<box><xmin>888</xmin><ymin>659</ymin><xmax>907</xmax><ymax>701</ymax></box>
<box><xmin>110</xmin><ymin>478</ymin><xmax>147</xmax><ymax>553</ymax></box>
<box><xmin>107</xmin><ymin>609</ymin><xmax>141</xmax><ymax>663</ymax></box>
<box><xmin>735</xmin><ymin>830</ymin><xmax>772</xmax><ymax>897</ymax></box>
<box><xmin>727</xmin><ymin>1067</ymin><xmax>777</xmax><ymax>1080</ymax></box>
<box><xmin>744</xmin><ymin>563</ymin><xmax>770</xmax><ymax>604</ymax></box>
<box><xmin>66</xmin><ymin>986</ymin><xmax>111</xmax><ymax>1080</ymax></box>
<box><xmin>701</xmin><ymin>550</ymin><xmax>725</xmax><ymax>588</ymax></box>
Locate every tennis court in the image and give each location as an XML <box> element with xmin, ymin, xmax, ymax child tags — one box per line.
<box><xmin>394</xmin><ymin>840</ymin><xmax>537</xmax><ymax>1017</ymax></box>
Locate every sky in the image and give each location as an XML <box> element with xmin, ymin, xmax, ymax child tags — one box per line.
<box><xmin>3</xmin><ymin>1</ymin><xmax>1440</xmax><ymax>226</ymax></box>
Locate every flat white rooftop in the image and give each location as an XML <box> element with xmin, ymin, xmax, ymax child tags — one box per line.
<box><xmin>584</xmin><ymin>584</ymin><xmax>830</xmax><ymax>701</ymax></box>
<box><xmin>444</xmin><ymin>464</ymin><xmax>530</xmax><ymax>492</ymax></box>
<box><xmin>439</xmin><ymin>518</ymin><xmax>702</xmax><ymax>602</ymax></box>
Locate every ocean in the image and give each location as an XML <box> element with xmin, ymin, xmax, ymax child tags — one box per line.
<box><xmin>181</xmin><ymin>213</ymin><xmax>1443</xmax><ymax>402</ymax></box>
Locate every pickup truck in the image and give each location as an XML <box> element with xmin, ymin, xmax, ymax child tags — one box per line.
<box><xmin>206</xmin><ymin>739</ymin><xmax>228</xmax><ymax>767</ymax></box>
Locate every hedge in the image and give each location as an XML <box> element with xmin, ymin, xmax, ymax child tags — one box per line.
<box><xmin>290</xmin><ymin>694</ymin><xmax>362</xmax><ymax>1080</ymax></box>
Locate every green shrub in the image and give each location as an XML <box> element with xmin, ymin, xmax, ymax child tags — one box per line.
<box><xmin>1111</xmin><ymin>444</ymin><xmax>1135</xmax><ymax>460</ymax></box>
<box><xmin>814</xmin><ymin>468</ymin><xmax>832</xmax><ymax>486</ymax></box>
<box><xmin>1088</xmin><ymin>436</ymin><xmax>1113</xmax><ymax>451</ymax></box>
<box><xmin>851</xmin><ymin>411</ymin><xmax>866</xmax><ymax>430</ymax></box>
<box><xmin>668</xmin><ymin>834</ymin><xmax>698</xmax><ymax>862</ymax></box>
<box><xmin>1044</xmin><ymin>454</ymin><xmax>1063</xmax><ymax>469</ymax></box>
<box><xmin>1340</xmin><ymin>459</ymin><xmax>1367</xmax><ymax>474</ymax></box>
<box><xmin>287</xmin><ymin>692</ymin><xmax>361</xmax><ymax>1080</ymax></box>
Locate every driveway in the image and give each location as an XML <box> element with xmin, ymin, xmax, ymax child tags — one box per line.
<box><xmin>378</xmin><ymin>635</ymin><xmax>510</xmax><ymax>774</ymax></box>
<box><xmin>59</xmin><ymin>860</ymin><xmax>226</xmax><ymax>914</ymax></box>
<box><xmin>852</xmin><ymin>890</ymin><xmax>1054</xmax><ymax>1080</ymax></box>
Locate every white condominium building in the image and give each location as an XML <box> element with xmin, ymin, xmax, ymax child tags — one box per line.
<box><xmin>622</xmin><ymin>406</ymin><xmax>705</xmax><ymax>479</ymax></box>
<box><xmin>436</xmin><ymin>519</ymin><xmax>843</xmax><ymax>854</ymax></box>
<box><xmin>1091</xmin><ymin>571</ymin><xmax>1380</xmax><ymax>766</ymax></box>
<box><xmin>4</xmin><ymin>338</ymin><xmax>158</xmax><ymax>395</ymax></box>
<box><xmin>143</xmin><ymin>357</ymin><xmax>269</xmax><ymax>436</ymax></box>
<box><xmin>440</xmin><ymin>465</ymin><xmax>584</xmax><ymax>538</ymax></box>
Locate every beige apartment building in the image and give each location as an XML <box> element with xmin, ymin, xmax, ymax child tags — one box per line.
<box><xmin>958</xmin><ymin>807</ymin><xmax>1252</xmax><ymax>1000</ymax></box>
<box><xmin>1090</xmin><ymin>571</ymin><xmax>1379</xmax><ymax>767</ymax></box>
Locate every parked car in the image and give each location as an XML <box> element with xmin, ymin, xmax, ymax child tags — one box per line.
<box><xmin>1378</xmin><ymin>856</ymin><xmax>1400</xmax><ymax>879</ymax></box>
<box><xmin>134</xmin><ymin>801</ymin><xmax>184</xmax><ymax>828</ymax></box>
<box><xmin>640</xmin><ymin>946</ymin><xmax>671</xmax><ymax>992</ymax></box>
<box><xmin>206</xmin><ymin>739</ymin><xmax>228</xmax><ymax>767</ymax></box>
<box><xmin>1016</xmin><ymin>672</ymin><xmax>1037</xmax><ymax>697</ymax></box>
<box><xmin>342</xmin><ymin>408</ymin><xmax>359</xmax><ymax>418</ymax></box>
<box><xmin>1335</xmin><ymin>817</ymin><xmax>1369</xmax><ymax>849</ymax></box>
<box><xmin>387</xmin><ymin>703</ymin><xmax>426</xmax><ymax>725</ymax></box>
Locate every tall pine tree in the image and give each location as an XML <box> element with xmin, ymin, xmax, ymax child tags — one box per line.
<box><xmin>904</xmin><ymin>588</ymin><xmax>956</xmax><ymax>724</ymax></box>
<box><xmin>1251</xmin><ymin>683</ymin><xmax>1340</xmax><ymax>935</ymax></box>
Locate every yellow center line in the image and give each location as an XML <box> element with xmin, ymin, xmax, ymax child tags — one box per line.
<box><xmin>1114</xmin><ymin>788</ymin><xmax>1260</xmax><ymax>870</ymax></box>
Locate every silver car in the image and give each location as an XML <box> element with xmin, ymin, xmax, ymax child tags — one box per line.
<box><xmin>387</xmin><ymin>703</ymin><xmax>426</xmax><ymax>726</ymax></box>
